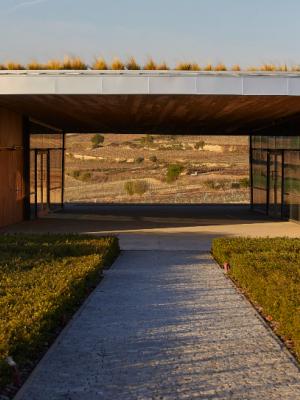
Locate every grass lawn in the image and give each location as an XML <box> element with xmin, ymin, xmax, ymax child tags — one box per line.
<box><xmin>0</xmin><ymin>234</ymin><xmax>119</xmax><ymax>391</ymax></box>
<box><xmin>212</xmin><ymin>237</ymin><xmax>300</xmax><ymax>361</ymax></box>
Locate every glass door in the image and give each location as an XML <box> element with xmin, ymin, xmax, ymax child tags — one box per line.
<box><xmin>35</xmin><ymin>150</ymin><xmax>50</xmax><ymax>216</ymax></box>
<box><xmin>268</xmin><ymin>151</ymin><xmax>283</xmax><ymax>218</ymax></box>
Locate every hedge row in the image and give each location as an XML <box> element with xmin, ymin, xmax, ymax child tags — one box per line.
<box><xmin>0</xmin><ymin>234</ymin><xmax>119</xmax><ymax>389</ymax></box>
<box><xmin>212</xmin><ymin>237</ymin><xmax>300</xmax><ymax>360</ymax></box>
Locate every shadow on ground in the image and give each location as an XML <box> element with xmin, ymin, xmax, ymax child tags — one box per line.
<box><xmin>2</xmin><ymin>204</ymin><xmax>299</xmax><ymax>251</ymax></box>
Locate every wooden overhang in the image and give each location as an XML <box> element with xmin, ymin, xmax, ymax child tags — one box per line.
<box><xmin>0</xmin><ymin>71</ymin><xmax>300</xmax><ymax>135</ymax></box>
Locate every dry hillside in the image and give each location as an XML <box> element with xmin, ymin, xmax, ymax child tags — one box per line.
<box><xmin>65</xmin><ymin>134</ymin><xmax>249</xmax><ymax>204</ymax></box>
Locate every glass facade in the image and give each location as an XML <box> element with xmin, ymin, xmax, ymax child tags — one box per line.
<box><xmin>30</xmin><ymin>133</ymin><xmax>64</xmax><ymax>217</ymax></box>
<box><xmin>251</xmin><ymin>135</ymin><xmax>300</xmax><ymax>221</ymax></box>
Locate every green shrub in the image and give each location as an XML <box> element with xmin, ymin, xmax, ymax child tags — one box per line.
<box><xmin>0</xmin><ymin>234</ymin><xmax>119</xmax><ymax>389</ymax></box>
<box><xmin>71</xmin><ymin>170</ymin><xmax>91</xmax><ymax>182</ymax></box>
<box><xmin>166</xmin><ymin>164</ymin><xmax>184</xmax><ymax>183</ymax></box>
<box><xmin>71</xmin><ymin>170</ymin><xmax>81</xmax><ymax>179</ymax></box>
<box><xmin>212</xmin><ymin>237</ymin><xmax>300</xmax><ymax>360</ymax></box>
<box><xmin>240</xmin><ymin>177</ymin><xmax>250</xmax><ymax>188</ymax></box>
<box><xmin>124</xmin><ymin>180</ymin><xmax>149</xmax><ymax>196</ymax></box>
<box><xmin>231</xmin><ymin>182</ymin><xmax>240</xmax><ymax>189</ymax></box>
<box><xmin>91</xmin><ymin>134</ymin><xmax>104</xmax><ymax>149</ymax></box>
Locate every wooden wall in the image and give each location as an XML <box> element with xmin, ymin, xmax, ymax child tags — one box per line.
<box><xmin>0</xmin><ymin>108</ymin><xmax>24</xmax><ymax>227</ymax></box>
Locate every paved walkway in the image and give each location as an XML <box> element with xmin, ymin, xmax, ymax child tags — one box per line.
<box><xmin>16</xmin><ymin>251</ymin><xmax>300</xmax><ymax>400</ymax></box>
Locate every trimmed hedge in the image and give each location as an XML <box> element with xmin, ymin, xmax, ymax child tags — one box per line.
<box><xmin>212</xmin><ymin>237</ymin><xmax>300</xmax><ymax>360</ymax></box>
<box><xmin>0</xmin><ymin>234</ymin><xmax>119</xmax><ymax>389</ymax></box>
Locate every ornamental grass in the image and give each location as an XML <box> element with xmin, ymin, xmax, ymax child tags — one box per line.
<box><xmin>126</xmin><ymin>56</ymin><xmax>140</xmax><ymax>70</ymax></box>
<box><xmin>93</xmin><ymin>57</ymin><xmax>108</xmax><ymax>70</ymax></box>
<box><xmin>111</xmin><ymin>57</ymin><xmax>125</xmax><ymax>70</ymax></box>
<box><xmin>46</xmin><ymin>59</ymin><xmax>63</xmax><ymax>70</ymax></box>
<box><xmin>0</xmin><ymin>234</ymin><xmax>119</xmax><ymax>390</ymax></box>
<box><xmin>0</xmin><ymin>57</ymin><xmax>299</xmax><ymax>72</ymax></box>
<box><xmin>212</xmin><ymin>237</ymin><xmax>300</xmax><ymax>361</ymax></box>
<box><xmin>144</xmin><ymin>58</ymin><xmax>157</xmax><ymax>70</ymax></box>
<box><xmin>27</xmin><ymin>60</ymin><xmax>46</xmax><ymax>70</ymax></box>
<box><xmin>203</xmin><ymin>63</ymin><xmax>213</xmax><ymax>71</ymax></box>
<box><xmin>5</xmin><ymin>62</ymin><xmax>25</xmax><ymax>70</ymax></box>
<box><xmin>156</xmin><ymin>61</ymin><xmax>169</xmax><ymax>70</ymax></box>
<box><xmin>175</xmin><ymin>62</ymin><xmax>201</xmax><ymax>71</ymax></box>
<box><xmin>231</xmin><ymin>64</ymin><xmax>241</xmax><ymax>71</ymax></box>
<box><xmin>62</xmin><ymin>56</ymin><xmax>87</xmax><ymax>70</ymax></box>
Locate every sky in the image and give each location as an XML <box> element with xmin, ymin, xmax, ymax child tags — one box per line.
<box><xmin>1</xmin><ymin>0</ymin><xmax>300</xmax><ymax>67</ymax></box>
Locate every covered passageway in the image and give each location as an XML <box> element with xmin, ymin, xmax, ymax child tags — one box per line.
<box><xmin>1</xmin><ymin>70</ymin><xmax>300</xmax><ymax>227</ymax></box>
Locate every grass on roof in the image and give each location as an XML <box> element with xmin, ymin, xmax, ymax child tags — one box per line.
<box><xmin>176</xmin><ymin>62</ymin><xmax>201</xmax><ymax>71</ymax></box>
<box><xmin>0</xmin><ymin>56</ymin><xmax>299</xmax><ymax>72</ymax></box>
<box><xmin>144</xmin><ymin>58</ymin><xmax>157</xmax><ymax>70</ymax></box>
<box><xmin>111</xmin><ymin>57</ymin><xmax>125</xmax><ymax>70</ymax></box>
<box><xmin>62</xmin><ymin>56</ymin><xmax>87</xmax><ymax>70</ymax></box>
<box><xmin>156</xmin><ymin>61</ymin><xmax>169</xmax><ymax>70</ymax></box>
<box><xmin>126</xmin><ymin>56</ymin><xmax>140</xmax><ymax>70</ymax></box>
<box><xmin>93</xmin><ymin>57</ymin><xmax>108</xmax><ymax>70</ymax></box>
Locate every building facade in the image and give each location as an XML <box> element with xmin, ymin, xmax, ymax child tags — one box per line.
<box><xmin>1</xmin><ymin>71</ymin><xmax>300</xmax><ymax>227</ymax></box>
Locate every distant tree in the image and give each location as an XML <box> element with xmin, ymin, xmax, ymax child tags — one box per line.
<box><xmin>71</xmin><ymin>170</ymin><xmax>81</xmax><ymax>179</ymax></box>
<box><xmin>141</xmin><ymin>134</ymin><xmax>154</xmax><ymax>145</ymax></box>
<box><xmin>91</xmin><ymin>134</ymin><xmax>104</xmax><ymax>149</ymax></box>
<box><xmin>81</xmin><ymin>172</ymin><xmax>92</xmax><ymax>182</ymax></box>
<box><xmin>195</xmin><ymin>140</ymin><xmax>205</xmax><ymax>150</ymax></box>
<box><xmin>71</xmin><ymin>170</ymin><xmax>92</xmax><ymax>181</ymax></box>
<box><xmin>239</xmin><ymin>177</ymin><xmax>249</xmax><ymax>188</ymax></box>
<box><xmin>135</xmin><ymin>157</ymin><xmax>144</xmax><ymax>164</ymax></box>
<box><xmin>124</xmin><ymin>180</ymin><xmax>149</xmax><ymax>196</ymax></box>
<box><xmin>164</xmin><ymin>135</ymin><xmax>177</xmax><ymax>141</ymax></box>
<box><xmin>166</xmin><ymin>164</ymin><xmax>184</xmax><ymax>183</ymax></box>
<box><xmin>149</xmin><ymin>155</ymin><xmax>158</xmax><ymax>163</ymax></box>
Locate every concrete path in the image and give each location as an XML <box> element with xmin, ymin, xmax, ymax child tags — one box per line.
<box><xmin>5</xmin><ymin>205</ymin><xmax>300</xmax><ymax>251</ymax></box>
<box><xmin>16</xmin><ymin>251</ymin><xmax>300</xmax><ymax>400</ymax></box>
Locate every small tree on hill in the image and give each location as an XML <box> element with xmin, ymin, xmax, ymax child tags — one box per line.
<box><xmin>141</xmin><ymin>134</ymin><xmax>154</xmax><ymax>146</ymax></box>
<box><xmin>124</xmin><ymin>180</ymin><xmax>149</xmax><ymax>196</ymax></box>
<box><xmin>149</xmin><ymin>155</ymin><xmax>158</xmax><ymax>163</ymax></box>
<box><xmin>91</xmin><ymin>134</ymin><xmax>104</xmax><ymax>149</ymax></box>
<box><xmin>195</xmin><ymin>140</ymin><xmax>205</xmax><ymax>150</ymax></box>
<box><xmin>166</xmin><ymin>164</ymin><xmax>184</xmax><ymax>183</ymax></box>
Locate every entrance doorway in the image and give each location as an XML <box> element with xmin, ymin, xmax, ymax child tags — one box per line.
<box><xmin>29</xmin><ymin>132</ymin><xmax>64</xmax><ymax>219</ymax></box>
<box><xmin>268</xmin><ymin>150</ymin><xmax>283</xmax><ymax>218</ymax></box>
<box><xmin>35</xmin><ymin>150</ymin><xmax>50</xmax><ymax>217</ymax></box>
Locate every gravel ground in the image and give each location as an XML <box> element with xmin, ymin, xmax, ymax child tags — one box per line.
<box><xmin>16</xmin><ymin>251</ymin><xmax>300</xmax><ymax>400</ymax></box>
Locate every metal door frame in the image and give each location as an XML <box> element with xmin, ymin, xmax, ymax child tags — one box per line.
<box><xmin>34</xmin><ymin>149</ymin><xmax>50</xmax><ymax>217</ymax></box>
<box><xmin>267</xmin><ymin>149</ymin><xmax>284</xmax><ymax>218</ymax></box>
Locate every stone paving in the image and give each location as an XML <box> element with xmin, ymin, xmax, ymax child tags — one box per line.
<box><xmin>16</xmin><ymin>251</ymin><xmax>300</xmax><ymax>400</ymax></box>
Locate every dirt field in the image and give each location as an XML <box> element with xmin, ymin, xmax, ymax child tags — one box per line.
<box><xmin>65</xmin><ymin>134</ymin><xmax>249</xmax><ymax>204</ymax></box>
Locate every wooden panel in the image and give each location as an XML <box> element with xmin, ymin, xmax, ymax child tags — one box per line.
<box><xmin>0</xmin><ymin>108</ymin><xmax>24</xmax><ymax>227</ymax></box>
<box><xmin>1</xmin><ymin>94</ymin><xmax>300</xmax><ymax>134</ymax></box>
<box><xmin>0</xmin><ymin>107</ymin><xmax>23</xmax><ymax>147</ymax></box>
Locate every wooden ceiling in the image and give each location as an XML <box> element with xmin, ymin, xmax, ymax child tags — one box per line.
<box><xmin>1</xmin><ymin>94</ymin><xmax>300</xmax><ymax>134</ymax></box>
